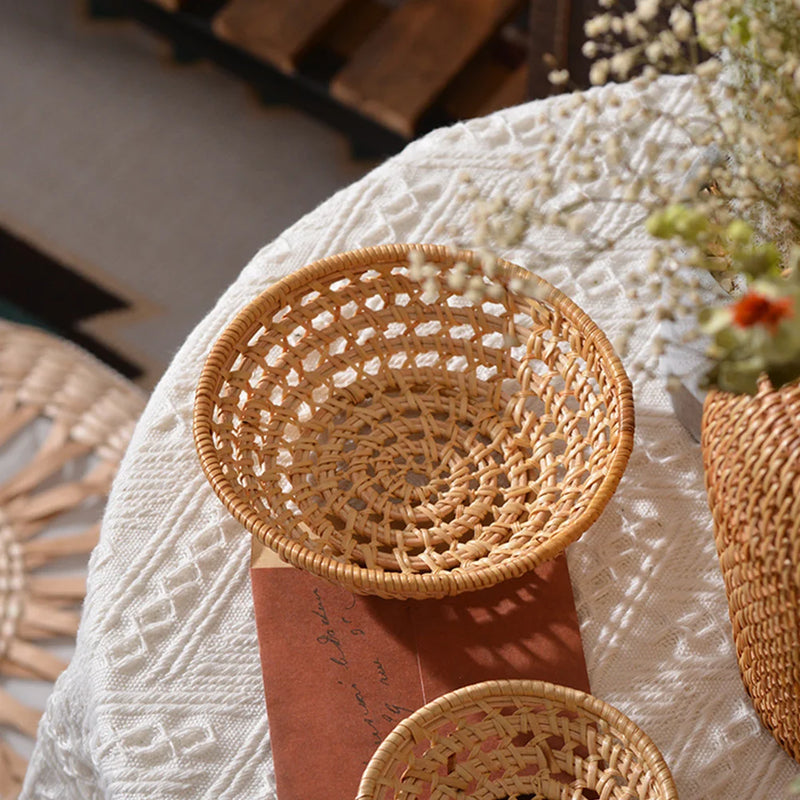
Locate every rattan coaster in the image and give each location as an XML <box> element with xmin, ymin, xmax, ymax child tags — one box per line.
<box><xmin>195</xmin><ymin>244</ymin><xmax>634</xmax><ymax>599</ymax></box>
<box><xmin>0</xmin><ymin>321</ymin><xmax>144</xmax><ymax>799</ymax></box>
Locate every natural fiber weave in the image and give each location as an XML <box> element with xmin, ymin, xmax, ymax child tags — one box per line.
<box><xmin>194</xmin><ymin>244</ymin><xmax>634</xmax><ymax>599</ymax></box>
<box><xmin>356</xmin><ymin>679</ymin><xmax>678</xmax><ymax>800</ymax></box>
<box><xmin>702</xmin><ymin>381</ymin><xmax>800</xmax><ymax>763</ymax></box>
<box><xmin>0</xmin><ymin>321</ymin><xmax>145</xmax><ymax>799</ymax></box>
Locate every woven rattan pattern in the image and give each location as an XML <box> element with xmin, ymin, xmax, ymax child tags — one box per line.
<box><xmin>702</xmin><ymin>382</ymin><xmax>800</xmax><ymax>762</ymax></box>
<box><xmin>194</xmin><ymin>244</ymin><xmax>633</xmax><ymax>599</ymax></box>
<box><xmin>356</xmin><ymin>679</ymin><xmax>678</xmax><ymax>800</ymax></box>
<box><xmin>0</xmin><ymin>321</ymin><xmax>145</xmax><ymax>798</ymax></box>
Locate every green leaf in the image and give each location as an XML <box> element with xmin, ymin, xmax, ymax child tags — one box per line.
<box><xmin>645</xmin><ymin>204</ymin><xmax>710</xmax><ymax>243</ymax></box>
<box><xmin>715</xmin><ymin>363</ymin><xmax>761</xmax><ymax>394</ymax></box>
<box><xmin>726</xmin><ymin>219</ymin><xmax>753</xmax><ymax>245</ymax></box>
<box><xmin>729</xmin><ymin>13</ymin><xmax>751</xmax><ymax>46</ymax></box>
<box><xmin>646</xmin><ymin>207</ymin><xmax>679</xmax><ymax>239</ymax></box>
<box><xmin>713</xmin><ymin>325</ymin><xmax>744</xmax><ymax>351</ymax></box>
<box><xmin>675</xmin><ymin>208</ymin><xmax>710</xmax><ymax>243</ymax></box>
<box><xmin>699</xmin><ymin>306</ymin><xmax>732</xmax><ymax>335</ymax></box>
<box><xmin>766</xmin><ymin>359</ymin><xmax>800</xmax><ymax>389</ymax></box>
<box><xmin>735</xmin><ymin>244</ymin><xmax>781</xmax><ymax>278</ymax></box>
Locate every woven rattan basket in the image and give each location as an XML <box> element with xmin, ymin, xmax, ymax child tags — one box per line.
<box><xmin>356</xmin><ymin>679</ymin><xmax>678</xmax><ymax>800</ymax></box>
<box><xmin>702</xmin><ymin>381</ymin><xmax>800</xmax><ymax>762</ymax></box>
<box><xmin>194</xmin><ymin>244</ymin><xmax>633</xmax><ymax>599</ymax></box>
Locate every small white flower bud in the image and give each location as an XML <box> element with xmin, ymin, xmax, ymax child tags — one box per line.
<box><xmin>589</xmin><ymin>60</ymin><xmax>610</xmax><ymax>86</ymax></box>
<box><xmin>582</xmin><ymin>41</ymin><xmax>599</xmax><ymax>58</ymax></box>
<box><xmin>447</xmin><ymin>271</ymin><xmax>467</xmax><ymax>291</ymax></box>
<box><xmin>635</xmin><ymin>0</ymin><xmax>659</xmax><ymax>22</ymax></box>
<box><xmin>585</xmin><ymin>14</ymin><xmax>612</xmax><ymax>37</ymax></box>
<box><xmin>669</xmin><ymin>6</ymin><xmax>693</xmax><ymax>41</ymax></box>
<box><xmin>695</xmin><ymin>59</ymin><xmax>722</xmax><ymax>80</ymax></box>
<box><xmin>486</xmin><ymin>283</ymin><xmax>505</xmax><ymax>300</ymax></box>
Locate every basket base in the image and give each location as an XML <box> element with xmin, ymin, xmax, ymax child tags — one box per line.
<box><xmin>264</xmin><ymin>370</ymin><xmax>543</xmax><ymax>575</ymax></box>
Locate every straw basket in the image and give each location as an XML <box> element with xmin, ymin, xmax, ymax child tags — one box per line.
<box><xmin>702</xmin><ymin>381</ymin><xmax>800</xmax><ymax>762</ymax></box>
<box><xmin>356</xmin><ymin>679</ymin><xmax>678</xmax><ymax>800</ymax></box>
<box><xmin>193</xmin><ymin>244</ymin><xmax>633</xmax><ymax>599</ymax></box>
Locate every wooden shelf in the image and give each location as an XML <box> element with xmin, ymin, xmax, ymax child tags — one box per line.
<box><xmin>327</xmin><ymin>0</ymin><xmax>523</xmax><ymax>138</ymax></box>
<box><xmin>213</xmin><ymin>0</ymin><xmax>352</xmax><ymax>73</ymax></box>
<box><xmin>89</xmin><ymin>0</ymin><xmax>533</xmax><ymax>154</ymax></box>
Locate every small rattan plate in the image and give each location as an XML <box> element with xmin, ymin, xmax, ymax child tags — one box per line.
<box><xmin>193</xmin><ymin>244</ymin><xmax>633</xmax><ymax>599</ymax></box>
<box><xmin>356</xmin><ymin>680</ymin><xmax>678</xmax><ymax>800</ymax></box>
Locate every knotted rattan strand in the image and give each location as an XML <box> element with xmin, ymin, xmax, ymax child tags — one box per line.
<box><xmin>356</xmin><ymin>679</ymin><xmax>678</xmax><ymax>800</ymax></box>
<box><xmin>194</xmin><ymin>244</ymin><xmax>634</xmax><ymax>599</ymax></box>
<box><xmin>702</xmin><ymin>381</ymin><xmax>800</xmax><ymax>762</ymax></box>
<box><xmin>0</xmin><ymin>321</ymin><xmax>145</xmax><ymax>798</ymax></box>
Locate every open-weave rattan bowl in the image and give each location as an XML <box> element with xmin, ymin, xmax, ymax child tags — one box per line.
<box><xmin>194</xmin><ymin>244</ymin><xmax>633</xmax><ymax>599</ymax></box>
<box><xmin>356</xmin><ymin>680</ymin><xmax>677</xmax><ymax>800</ymax></box>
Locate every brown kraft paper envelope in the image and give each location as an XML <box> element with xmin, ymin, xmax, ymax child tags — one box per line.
<box><xmin>250</xmin><ymin>541</ymin><xmax>590</xmax><ymax>800</ymax></box>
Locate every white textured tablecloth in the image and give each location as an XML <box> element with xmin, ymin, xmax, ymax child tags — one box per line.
<box><xmin>22</xmin><ymin>76</ymin><xmax>798</xmax><ymax>799</ymax></box>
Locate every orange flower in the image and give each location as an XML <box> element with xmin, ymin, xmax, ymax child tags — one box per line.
<box><xmin>731</xmin><ymin>292</ymin><xmax>794</xmax><ymax>333</ymax></box>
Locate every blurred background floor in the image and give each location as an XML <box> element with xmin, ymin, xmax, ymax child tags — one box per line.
<box><xmin>0</xmin><ymin>0</ymin><xmax>376</xmax><ymax>387</ymax></box>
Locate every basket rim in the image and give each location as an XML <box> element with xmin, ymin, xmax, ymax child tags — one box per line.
<box><xmin>355</xmin><ymin>678</ymin><xmax>678</xmax><ymax>800</ymax></box>
<box><xmin>193</xmin><ymin>243</ymin><xmax>635</xmax><ymax>597</ymax></box>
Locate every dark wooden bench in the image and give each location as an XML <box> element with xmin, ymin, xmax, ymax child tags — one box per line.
<box><xmin>90</xmin><ymin>0</ymin><xmax>613</xmax><ymax>152</ymax></box>
<box><xmin>213</xmin><ymin>0</ymin><xmax>529</xmax><ymax>138</ymax></box>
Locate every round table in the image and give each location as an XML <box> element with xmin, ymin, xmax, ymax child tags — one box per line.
<box><xmin>22</xmin><ymin>75</ymin><xmax>798</xmax><ymax>799</ymax></box>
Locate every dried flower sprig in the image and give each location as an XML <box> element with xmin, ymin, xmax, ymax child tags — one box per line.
<box><xmin>412</xmin><ymin>0</ymin><xmax>800</xmax><ymax>394</ymax></box>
